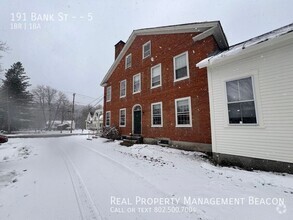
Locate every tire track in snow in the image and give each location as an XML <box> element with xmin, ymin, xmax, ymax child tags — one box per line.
<box><xmin>79</xmin><ymin>143</ymin><xmax>206</xmax><ymax>220</ymax></box>
<box><xmin>60</xmin><ymin>147</ymin><xmax>105</xmax><ymax>220</ymax></box>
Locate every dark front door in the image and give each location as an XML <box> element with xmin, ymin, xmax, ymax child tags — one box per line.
<box><xmin>133</xmin><ymin>107</ymin><xmax>142</xmax><ymax>135</ymax></box>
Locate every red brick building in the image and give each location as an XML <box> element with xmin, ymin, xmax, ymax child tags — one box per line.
<box><xmin>101</xmin><ymin>21</ymin><xmax>228</xmax><ymax>152</ymax></box>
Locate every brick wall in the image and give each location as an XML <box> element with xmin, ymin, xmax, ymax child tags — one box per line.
<box><xmin>103</xmin><ymin>33</ymin><xmax>219</xmax><ymax>144</ymax></box>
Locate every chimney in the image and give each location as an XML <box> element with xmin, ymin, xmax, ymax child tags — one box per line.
<box><xmin>115</xmin><ymin>40</ymin><xmax>125</xmax><ymax>59</ymax></box>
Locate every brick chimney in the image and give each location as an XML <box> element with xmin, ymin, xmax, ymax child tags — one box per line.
<box><xmin>115</xmin><ymin>40</ymin><xmax>125</xmax><ymax>59</ymax></box>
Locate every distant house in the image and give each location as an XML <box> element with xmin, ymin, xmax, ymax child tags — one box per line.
<box><xmin>100</xmin><ymin>21</ymin><xmax>228</xmax><ymax>151</ymax></box>
<box><xmin>86</xmin><ymin>109</ymin><xmax>103</xmax><ymax>132</ymax></box>
<box><xmin>46</xmin><ymin>120</ymin><xmax>75</xmax><ymax>130</ymax></box>
<box><xmin>197</xmin><ymin>23</ymin><xmax>293</xmax><ymax>173</ymax></box>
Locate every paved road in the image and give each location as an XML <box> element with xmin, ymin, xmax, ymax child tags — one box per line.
<box><xmin>0</xmin><ymin>137</ymin><xmax>198</xmax><ymax>220</ymax></box>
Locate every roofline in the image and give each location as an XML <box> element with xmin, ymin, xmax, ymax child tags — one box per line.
<box><xmin>197</xmin><ymin>23</ymin><xmax>293</xmax><ymax>68</ymax></box>
<box><xmin>100</xmin><ymin>21</ymin><xmax>228</xmax><ymax>86</ymax></box>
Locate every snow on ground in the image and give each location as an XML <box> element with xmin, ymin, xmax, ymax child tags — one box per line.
<box><xmin>0</xmin><ymin>136</ymin><xmax>292</xmax><ymax>220</ymax></box>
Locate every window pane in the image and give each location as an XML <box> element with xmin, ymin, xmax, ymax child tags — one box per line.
<box><xmin>177</xmin><ymin>99</ymin><xmax>190</xmax><ymax>125</ymax></box>
<box><xmin>176</xmin><ymin>67</ymin><xmax>187</xmax><ymax>79</ymax></box>
<box><xmin>175</xmin><ymin>53</ymin><xmax>187</xmax><ymax>79</ymax></box>
<box><xmin>151</xmin><ymin>65</ymin><xmax>161</xmax><ymax>87</ymax></box>
<box><xmin>177</xmin><ymin>113</ymin><xmax>190</xmax><ymax>125</ymax></box>
<box><xmin>241</xmin><ymin>101</ymin><xmax>257</xmax><ymax>123</ymax></box>
<box><xmin>226</xmin><ymin>81</ymin><xmax>239</xmax><ymax>102</ymax></box>
<box><xmin>134</xmin><ymin>75</ymin><xmax>140</xmax><ymax>92</ymax></box>
<box><xmin>120</xmin><ymin>110</ymin><xmax>126</xmax><ymax>126</ymax></box>
<box><xmin>106</xmin><ymin>112</ymin><xmax>110</xmax><ymax>126</ymax></box>
<box><xmin>120</xmin><ymin>81</ymin><xmax>126</xmax><ymax>97</ymax></box>
<box><xmin>177</xmin><ymin>99</ymin><xmax>189</xmax><ymax>113</ymax></box>
<box><xmin>239</xmin><ymin>77</ymin><xmax>254</xmax><ymax>101</ymax></box>
<box><xmin>126</xmin><ymin>54</ymin><xmax>131</xmax><ymax>68</ymax></box>
<box><xmin>152</xmin><ymin>75</ymin><xmax>160</xmax><ymax>87</ymax></box>
<box><xmin>152</xmin><ymin>104</ymin><xmax>162</xmax><ymax>125</ymax></box>
<box><xmin>175</xmin><ymin>54</ymin><xmax>186</xmax><ymax>69</ymax></box>
<box><xmin>228</xmin><ymin>103</ymin><xmax>241</xmax><ymax>124</ymax></box>
<box><xmin>106</xmin><ymin>87</ymin><xmax>111</xmax><ymax>101</ymax></box>
<box><xmin>144</xmin><ymin>42</ymin><xmax>151</xmax><ymax>58</ymax></box>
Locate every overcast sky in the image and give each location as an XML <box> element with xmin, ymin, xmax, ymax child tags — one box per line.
<box><xmin>0</xmin><ymin>0</ymin><xmax>292</xmax><ymax>106</ymax></box>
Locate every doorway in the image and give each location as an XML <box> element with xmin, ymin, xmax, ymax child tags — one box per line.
<box><xmin>132</xmin><ymin>105</ymin><xmax>142</xmax><ymax>135</ymax></box>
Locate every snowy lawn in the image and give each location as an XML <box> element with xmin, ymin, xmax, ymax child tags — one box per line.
<box><xmin>0</xmin><ymin>136</ymin><xmax>292</xmax><ymax>220</ymax></box>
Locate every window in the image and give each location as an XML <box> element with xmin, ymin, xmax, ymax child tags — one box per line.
<box><xmin>125</xmin><ymin>53</ymin><xmax>132</xmax><ymax>69</ymax></box>
<box><xmin>151</xmin><ymin>102</ymin><xmax>163</xmax><ymax>127</ymax></box>
<box><xmin>119</xmin><ymin>108</ymin><xmax>126</xmax><ymax>127</ymax></box>
<box><xmin>226</xmin><ymin>77</ymin><xmax>257</xmax><ymax>124</ymax></box>
<box><xmin>120</xmin><ymin>80</ymin><xmax>126</xmax><ymax>98</ymax></box>
<box><xmin>151</xmin><ymin>64</ymin><xmax>162</xmax><ymax>88</ymax></box>
<box><xmin>173</xmin><ymin>51</ymin><xmax>189</xmax><ymax>81</ymax></box>
<box><xmin>105</xmin><ymin>111</ymin><xmax>111</xmax><ymax>127</ymax></box>
<box><xmin>133</xmin><ymin>73</ymin><xmax>141</xmax><ymax>94</ymax></box>
<box><xmin>106</xmin><ymin>86</ymin><xmax>111</xmax><ymax>102</ymax></box>
<box><xmin>143</xmin><ymin>41</ymin><xmax>151</xmax><ymax>59</ymax></box>
<box><xmin>175</xmin><ymin>97</ymin><xmax>192</xmax><ymax>127</ymax></box>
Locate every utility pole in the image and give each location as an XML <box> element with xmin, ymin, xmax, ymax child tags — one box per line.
<box><xmin>70</xmin><ymin>93</ymin><xmax>76</xmax><ymax>133</ymax></box>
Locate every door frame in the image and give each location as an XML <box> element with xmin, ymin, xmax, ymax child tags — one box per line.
<box><xmin>132</xmin><ymin>104</ymin><xmax>142</xmax><ymax>135</ymax></box>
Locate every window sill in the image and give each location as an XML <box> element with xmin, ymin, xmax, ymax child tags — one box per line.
<box><xmin>174</xmin><ymin>76</ymin><xmax>189</xmax><ymax>83</ymax></box>
<box><xmin>151</xmin><ymin>85</ymin><xmax>161</xmax><ymax>89</ymax></box>
<box><xmin>151</xmin><ymin>125</ymin><xmax>163</xmax><ymax>128</ymax></box>
<box><xmin>176</xmin><ymin>124</ymin><xmax>192</xmax><ymax>128</ymax></box>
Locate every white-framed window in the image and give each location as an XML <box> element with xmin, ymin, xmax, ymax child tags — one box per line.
<box><xmin>106</xmin><ymin>86</ymin><xmax>111</xmax><ymax>102</ymax></box>
<box><xmin>173</xmin><ymin>51</ymin><xmax>189</xmax><ymax>82</ymax></box>
<box><xmin>151</xmin><ymin>102</ymin><xmax>163</xmax><ymax>127</ymax></box>
<box><xmin>119</xmin><ymin>108</ymin><xmax>126</xmax><ymax>127</ymax></box>
<box><xmin>105</xmin><ymin>111</ymin><xmax>111</xmax><ymax>127</ymax></box>
<box><xmin>151</xmin><ymin>64</ymin><xmax>162</xmax><ymax>89</ymax></box>
<box><xmin>143</xmin><ymin>41</ymin><xmax>151</xmax><ymax>59</ymax></box>
<box><xmin>226</xmin><ymin>76</ymin><xmax>257</xmax><ymax>125</ymax></box>
<box><xmin>175</xmin><ymin>97</ymin><xmax>192</xmax><ymax>127</ymax></box>
<box><xmin>133</xmin><ymin>73</ymin><xmax>141</xmax><ymax>94</ymax></box>
<box><xmin>125</xmin><ymin>53</ymin><xmax>132</xmax><ymax>69</ymax></box>
<box><xmin>120</xmin><ymin>80</ymin><xmax>126</xmax><ymax>98</ymax></box>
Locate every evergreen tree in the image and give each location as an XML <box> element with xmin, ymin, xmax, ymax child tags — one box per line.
<box><xmin>0</xmin><ymin>62</ymin><xmax>33</xmax><ymax>132</ymax></box>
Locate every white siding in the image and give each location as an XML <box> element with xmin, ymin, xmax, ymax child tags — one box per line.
<box><xmin>209</xmin><ymin>40</ymin><xmax>293</xmax><ymax>163</ymax></box>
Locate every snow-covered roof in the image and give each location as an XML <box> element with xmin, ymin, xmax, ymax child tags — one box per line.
<box><xmin>100</xmin><ymin>21</ymin><xmax>228</xmax><ymax>86</ymax></box>
<box><xmin>197</xmin><ymin>23</ymin><xmax>293</xmax><ymax>68</ymax></box>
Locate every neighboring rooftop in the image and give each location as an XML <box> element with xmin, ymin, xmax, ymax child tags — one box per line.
<box><xmin>197</xmin><ymin>23</ymin><xmax>293</xmax><ymax>68</ymax></box>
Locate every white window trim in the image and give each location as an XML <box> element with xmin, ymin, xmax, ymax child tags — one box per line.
<box><xmin>224</xmin><ymin>75</ymin><xmax>259</xmax><ymax>126</ymax></box>
<box><xmin>151</xmin><ymin>102</ymin><xmax>163</xmax><ymax>127</ymax></box>
<box><xmin>125</xmin><ymin>53</ymin><xmax>132</xmax><ymax>69</ymax></box>
<box><xmin>120</xmin><ymin>80</ymin><xmax>127</xmax><ymax>98</ymax></box>
<box><xmin>175</xmin><ymin>96</ymin><xmax>192</xmax><ymax>127</ymax></box>
<box><xmin>133</xmin><ymin>73</ymin><xmax>141</xmax><ymax>94</ymax></box>
<box><xmin>106</xmin><ymin>86</ymin><xmax>111</xmax><ymax>102</ymax></box>
<box><xmin>150</xmin><ymin>63</ymin><xmax>162</xmax><ymax>89</ymax></box>
<box><xmin>173</xmin><ymin>51</ymin><xmax>190</xmax><ymax>82</ymax></box>
<box><xmin>142</xmin><ymin>41</ymin><xmax>151</xmax><ymax>59</ymax></box>
<box><xmin>105</xmin><ymin>111</ymin><xmax>111</xmax><ymax>127</ymax></box>
<box><xmin>119</xmin><ymin>108</ymin><xmax>126</xmax><ymax>127</ymax></box>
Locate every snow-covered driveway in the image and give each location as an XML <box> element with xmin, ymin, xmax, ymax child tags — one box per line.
<box><xmin>0</xmin><ymin>136</ymin><xmax>292</xmax><ymax>220</ymax></box>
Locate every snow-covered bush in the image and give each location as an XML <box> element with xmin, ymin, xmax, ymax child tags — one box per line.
<box><xmin>101</xmin><ymin>126</ymin><xmax>120</xmax><ymax>141</ymax></box>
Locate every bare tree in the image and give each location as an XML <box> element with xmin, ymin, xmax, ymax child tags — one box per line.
<box><xmin>32</xmin><ymin>85</ymin><xmax>70</xmax><ymax>130</ymax></box>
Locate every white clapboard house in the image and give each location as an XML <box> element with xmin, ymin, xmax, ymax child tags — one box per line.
<box><xmin>197</xmin><ymin>23</ymin><xmax>293</xmax><ymax>173</ymax></box>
